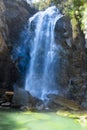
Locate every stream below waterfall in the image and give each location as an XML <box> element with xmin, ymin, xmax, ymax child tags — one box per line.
<box><xmin>0</xmin><ymin>110</ymin><xmax>86</xmax><ymax>130</ymax></box>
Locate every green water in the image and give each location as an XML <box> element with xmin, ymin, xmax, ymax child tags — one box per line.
<box><xmin>0</xmin><ymin>110</ymin><xmax>86</xmax><ymax>130</ymax></box>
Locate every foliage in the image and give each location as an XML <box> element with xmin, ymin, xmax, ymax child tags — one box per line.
<box><xmin>64</xmin><ymin>0</ymin><xmax>87</xmax><ymax>28</ymax></box>
<box><xmin>33</xmin><ymin>0</ymin><xmax>50</xmax><ymax>10</ymax></box>
<box><xmin>82</xmin><ymin>4</ymin><xmax>87</xmax><ymax>30</ymax></box>
<box><xmin>53</xmin><ymin>0</ymin><xmax>87</xmax><ymax>42</ymax></box>
<box><xmin>33</xmin><ymin>0</ymin><xmax>87</xmax><ymax>41</ymax></box>
<box><xmin>33</xmin><ymin>0</ymin><xmax>87</xmax><ymax>25</ymax></box>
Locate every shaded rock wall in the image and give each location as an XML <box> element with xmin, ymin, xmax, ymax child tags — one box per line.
<box><xmin>0</xmin><ymin>0</ymin><xmax>87</xmax><ymax>108</ymax></box>
<box><xmin>0</xmin><ymin>0</ymin><xmax>36</xmax><ymax>94</ymax></box>
<box><xmin>3</xmin><ymin>0</ymin><xmax>37</xmax><ymax>46</ymax></box>
<box><xmin>67</xmin><ymin>21</ymin><xmax>87</xmax><ymax>108</ymax></box>
<box><xmin>68</xmin><ymin>41</ymin><xmax>87</xmax><ymax>107</ymax></box>
<box><xmin>55</xmin><ymin>14</ymin><xmax>87</xmax><ymax>108</ymax></box>
<box><xmin>54</xmin><ymin>16</ymin><xmax>72</xmax><ymax>89</ymax></box>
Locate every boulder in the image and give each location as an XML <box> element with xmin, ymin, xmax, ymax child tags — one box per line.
<box><xmin>12</xmin><ymin>86</ymin><xmax>43</xmax><ymax>109</ymax></box>
<box><xmin>48</xmin><ymin>94</ymin><xmax>81</xmax><ymax>111</ymax></box>
<box><xmin>1</xmin><ymin>102</ymin><xmax>11</xmax><ymax>107</ymax></box>
<box><xmin>12</xmin><ymin>86</ymin><xmax>32</xmax><ymax>107</ymax></box>
<box><xmin>81</xmin><ymin>101</ymin><xmax>87</xmax><ymax>110</ymax></box>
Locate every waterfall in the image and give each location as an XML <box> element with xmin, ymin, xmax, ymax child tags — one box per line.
<box><xmin>24</xmin><ymin>6</ymin><xmax>63</xmax><ymax>99</ymax></box>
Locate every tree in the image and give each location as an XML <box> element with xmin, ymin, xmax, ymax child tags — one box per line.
<box><xmin>61</xmin><ymin>0</ymin><xmax>87</xmax><ymax>48</ymax></box>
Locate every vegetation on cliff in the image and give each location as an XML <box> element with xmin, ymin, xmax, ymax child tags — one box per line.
<box><xmin>34</xmin><ymin>0</ymin><xmax>86</xmax><ymax>42</ymax></box>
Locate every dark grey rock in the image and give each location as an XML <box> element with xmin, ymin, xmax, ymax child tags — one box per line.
<box><xmin>12</xmin><ymin>86</ymin><xmax>32</xmax><ymax>107</ymax></box>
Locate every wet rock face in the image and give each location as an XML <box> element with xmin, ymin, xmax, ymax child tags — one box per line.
<box><xmin>67</xmin><ymin>34</ymin><xmax>87</xmax><ymax>105</ymax></box>
<box><xmin>55</xmin><ymin>16</ymin><xmax>72</xmax><ymax>48</ymax></box>
<box><xmin>55</xmin><ymin>15</ymin><xmax>87</xmax><ymax>107</ymax></box>
<box><xmin>67</xmin><ymin>24</ymin><xmax>87</xmax><ymax>105</ymax></box>
<box><xmin>0</xmin><ymin>0</ymin><xmax>37</xmax><ymax>94</ymax></box>
<box><xmin>54</xmin><ymin>16</ymin><xmax>73</xmax><ymax>88</ymax></box>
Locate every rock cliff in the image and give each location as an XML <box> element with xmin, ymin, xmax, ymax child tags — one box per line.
<box><xmin>0</xmin><ymin>0</ymin><xmax>87</xmax><ymax>109</ymax></box>
<box><xmin>0</xmin><ymin>0</ymin><xmax>36</xmax><ymax>94</ymax></box>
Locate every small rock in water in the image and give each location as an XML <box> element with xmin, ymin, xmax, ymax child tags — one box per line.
<box><xmin>12</xmin><ymin>86</ymin><xmax>32</xmax><ymax>107</ymax></box>
<box><xmin>20</xmin><ymin>106</ymin><xmax>30</xmax><ymax>111</ymax></box>
<box><xmin>0</xmin><ymin>100</ymin><xmax>4</xmax><ymax>105</ymax></box>
<box><xmin>81</xmin><ymin>101</ymin><xmax>87</xmax><ymax>110</ymax></box>
<box><xmin>1</xmin><ymin>102</ymin><xmax>11</xmax><ymax>107</ymax></box>
<box><xmin>36</xmin><ymin>104</ymin><xmax>45</xmax><ymax>111</ymax></box>
<box><xmin>0</xmin><ymin>106</ymin><xmax>2</xmax><ymax>108</ymax></box>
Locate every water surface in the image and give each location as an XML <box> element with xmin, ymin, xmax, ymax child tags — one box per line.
<box><xmin>0</xmin><ymin>110</ymin><xmax>85</xmax><ymax>130</ymax></box>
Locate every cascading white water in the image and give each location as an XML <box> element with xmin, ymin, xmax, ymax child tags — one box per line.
<box><xmin>25</xmin><ymin>6</ymin><xmax>63</xmax><ymax>99</ymax></box>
